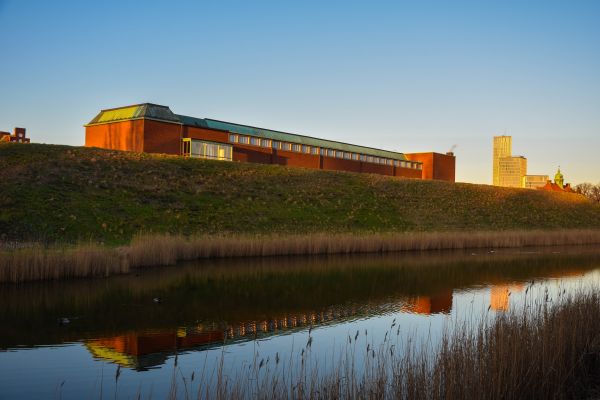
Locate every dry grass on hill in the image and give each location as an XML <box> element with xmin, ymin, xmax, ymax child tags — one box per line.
<box><xmin>1</xmin><ymin>143</ymin><xmax>600</xmax><ymax>245</ymax></box>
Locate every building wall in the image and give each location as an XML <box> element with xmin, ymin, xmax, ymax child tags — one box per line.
<box><xmin>405</xmin><ymin>152</ymin><xmax>455</xmax><ymax>182</ymax></box>
<box><xmin>184</xmin><ymin>126</ymin><xmax>229</xmax><ymax>143</ymax></box>
<box><xmin>523</xmin><ymin>175</ymin><xmax>549</xmax><ymax>189</ymax></box>
<box><xmin>86</xmin><ymin>118</ymin><xmax>429</xmax><ymax>180</ymax></box>
<box><xmin>273</xmin><ymin>150</ymin><xmax>321</xmax><ymax>169</ymax></box>
<box><xmin>498</xmin><ymin>156</ymin><xmax>527</xmax><ymax>188</ymax></box>
<box><xmin>394</xmin><ymin>166</ymin><xmax>422</xmax><ymax>179</ymax></box>
<box><xmin>85</xmin><ymin>120</ymin><xmax>145</xmax><ymax>152</ymax></box>
<box><xmin>322</xmin><ymin>156</ymin><xmax>363</xmax><ymax>174</ymax></box>
<box><xmin>143</xmin><ymin>120</ymin><xmax>182</xmax><ymax>155</ymax></box>
<box><xmin>233</xmin><ymin>143</ymin><xmax>273</xmax><ymax>164</ymax></box>
<box><xmin>493</xmin><ymin>136</ymin><xmax>512</xmax><ymax>186</ymax></box>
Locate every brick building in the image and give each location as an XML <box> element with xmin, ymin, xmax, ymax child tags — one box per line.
<box><xmin>0</xmin><ymin>127</ymin><xmax>30</xmax><ymax>143</ymax></box>
<box><xmin>85</xmin><ymin>103</ymin><xmax>455</xmax><ymax>182</ymax></box>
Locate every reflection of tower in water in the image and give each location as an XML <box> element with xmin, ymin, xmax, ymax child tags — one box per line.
<box><xmin>490</xmin><ymin>284</ymin><xmax>524</xmax><ymax>312</ymax></box>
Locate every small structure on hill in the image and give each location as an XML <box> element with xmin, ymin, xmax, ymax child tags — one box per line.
<box><xmin>538</xmin><ymin>167</ymin><xmax>575</xmax><ymax>193</ymax></box>
<box><xmin>0</xmin><ymin>127</ymin><xmax>30</xmax><ymax>143</ymax></box>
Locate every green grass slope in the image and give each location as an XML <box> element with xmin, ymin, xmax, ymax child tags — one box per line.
<box><xmin>1</xmin><ymin>143</ymin><xmax>599</xmax><ymax>245</ymax></box>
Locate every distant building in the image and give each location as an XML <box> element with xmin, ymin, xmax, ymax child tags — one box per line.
<box><xmin>538</xmin><ymin>167</ymin><xmax>575</xmax><ymax>193</ymax></box>
<box><xmin>523</xmin><ymin>174</ymin><xmax>549</xmax><ymax>189</ymax></box>
<box><xmin>0</xmin><ymin>127</ymin><xmax>30</xmax><ymax>143</ymax></box>
<box><xmin>498</xmin><ymin>155</ymin><xmax>527</xmax><ymax>188</ymax></box>
<box><xmin>493</xmin><ymin>136</ymin><xmax>512</xmax><ymax>186</ymax></box>
<box><xmin>85</xmin><ymin>103</ymin><xmax>456</xmax><ymax>182</ymax></box>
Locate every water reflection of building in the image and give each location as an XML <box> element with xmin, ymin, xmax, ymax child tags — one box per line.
<box><xmin>85</xmin><ymin>306</ymin><xmax>384</xmax><ymax>370</ymax></box>
<box><xmin>403</xmin><ymin>290</ymin><xmax>453</xmax><ymax>315</ymax></box>
<box><xmin>84</xmin><ymin>267</ymin><xmax>593</xmax><ymax>370</ymax></box>
<box><xmin>86</xmin><ymin>329</ymin><xmax>224</xmax><ymax>370</ymax></box>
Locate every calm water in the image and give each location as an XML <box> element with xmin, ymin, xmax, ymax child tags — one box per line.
<box><xmin>1</xmin><ymin>246</ymin><xmax>600</xmax><ymax>399</ymax></box>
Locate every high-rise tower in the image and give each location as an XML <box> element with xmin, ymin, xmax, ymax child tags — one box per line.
<box><xmin>493</xmin><ymin>136</ymin><xmax>512</xmax><ymax>186</ymax></box>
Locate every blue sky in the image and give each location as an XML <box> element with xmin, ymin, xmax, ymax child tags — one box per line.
<box><xmin>1</xmin><ymin>0</ymin><xmax>598</xmax><ymax>184</ymax></box>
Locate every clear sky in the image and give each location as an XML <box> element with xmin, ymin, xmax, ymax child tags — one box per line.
<box><xmin>1</xmin><ymin>0</ymin><xmax>598</xmax><ymax>184</ymax></box>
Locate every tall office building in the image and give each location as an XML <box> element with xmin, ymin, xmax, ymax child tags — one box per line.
<box><xmin>493</xmin><ymin>136</ymin><xmax>512</xmax><ymax>186</ymax></box>
<box><xmin>498</xmin><ymin>156</ymin><xmax>527</xmax><ymax>188</ymax></box>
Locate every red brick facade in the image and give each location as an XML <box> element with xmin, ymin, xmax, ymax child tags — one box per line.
<box><xmin>85</xmin><ymin>106</ymin><xmax>455</xmax><ymax>182</ymax></box>
<box><xmin>405</xmin><ymin>152</ymin><xmax>456</xmax><ymax>182</ymax></box>
<box><xmin>1</xmin><ymin>127</ymin><xmax>31</xmax><ymax>143</ymax></box>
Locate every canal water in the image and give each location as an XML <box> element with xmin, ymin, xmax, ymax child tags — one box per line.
<box><xmin>1</xmin><ymin>246</ymin><xmax>600</xmax><ymax>399</ymax></box>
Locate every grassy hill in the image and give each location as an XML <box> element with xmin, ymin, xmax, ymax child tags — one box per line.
<box><xmin>1</xmin><ymin>143</ymin><xmax>599</xmax><ymax>245</ymax></box>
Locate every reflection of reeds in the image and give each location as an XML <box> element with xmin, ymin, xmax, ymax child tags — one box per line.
<box><xmin>167</xmin><ymin>289</ymin><xmax>600</xmax><ymax>399</ymax></box>
<box><xmin>2</xmin><ymin>229</ymin><xmax>600</xmax><ymax>283</ymax></box>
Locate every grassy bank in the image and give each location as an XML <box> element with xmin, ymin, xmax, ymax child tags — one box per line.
<box><xmin>3</xmin><ymin>230</ymin><xmax>600</xmax><ymax>283</ymax></box>
<box><xmin>2</xmin><ymin>143</ymin><xmax>600</xmax><ymax>245</ymax></box>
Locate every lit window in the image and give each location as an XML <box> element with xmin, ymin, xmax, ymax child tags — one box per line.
<box><xmin>229</xmin><ymin>134</ymin><xmax>238</xmax><ymax>143</ymax></box>
<box><xmin>250</xmin><ymin>137</ymin><xmax>260</xmax><ymax>146</ymax></box>
<box><xmin>292</xmin><ymin>144</ymin><xmax>301</xmax><ymax>152</ymax></box>
<box><xmin>417</xmin><ymin>164</ymin><xmax>422</xmax><ymax>170</ymax></box>
<box><xmin>239</xmin><ymin>136</ymin><xmax>250</xmax><ymax>144</ymax></box>
<box><xmin>261</xmin><ymin>139</ymin><xmax>271</xmax><ymax>148</ymax></box>
<box><xmin>188</xmin><ymin>139</ymin><xmax>233</xmax><ymax>161</ymax></box>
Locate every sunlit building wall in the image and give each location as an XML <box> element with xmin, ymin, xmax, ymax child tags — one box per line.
<box><xmin>83</xmin><ymin>104</ymin><xmax>461</xmax><ymax>181</ymax></box>
<box><xmin>493</xmin><ymin>136</ymin><xmax>512</xmax><ymax>186</ymax></box>
<box><xmin>498</xmin><ymin>156</ymin><xmax>527</xmax><ymax>188</ymax></box>
<box><xmin>523</xmin><ymin>174</ymin><xmax>549</xmax><ymax>189</ymax></box>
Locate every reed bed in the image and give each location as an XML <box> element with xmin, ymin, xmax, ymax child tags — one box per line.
<box><xmin>2</xmin><ymin>229</ymin><xmax>600</xmax><ymax>283</ymax></box>
<box><xmin>159</xmin><ymin>288</ymin><xmax>600</xmax><ymax>399</ymax></box>
<box><xmin>126</xmin><ymin>229</ymin><xmax>600</xmax><ymax>267</ymax></box>
<box><xmin>0</xmin><ymin>244</ymin><xmax>127</xmax><ymax>283</ymax></box>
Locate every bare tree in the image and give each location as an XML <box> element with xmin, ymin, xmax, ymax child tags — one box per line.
<box><xmin>575</xmin><ymin>183</ymin><xmax>600</xmax><ymax>203</ymax></box>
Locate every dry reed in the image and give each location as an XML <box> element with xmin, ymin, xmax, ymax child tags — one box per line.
<box><xmin>0</xmin><ymin>244</ymin><xmax>127</xmax><ymax>283</ymax></box>
<box><xmin>2</xmin><ymin>229</ymin><xmax>600</xmax><ymax>283</ymax></box>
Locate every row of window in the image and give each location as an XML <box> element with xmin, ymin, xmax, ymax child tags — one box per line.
<box><xmin>229</xmin><ymin>134</ymin><xmax>422</xmax><ymax>170</ymax></box>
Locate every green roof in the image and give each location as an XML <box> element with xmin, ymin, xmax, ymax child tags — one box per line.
<box><xmin>87</xmin><ymin>104</ymin><xmax>410</xmax><ymax>161</ymax></box>
<box><xmin>86</xmin><ymin>104</ymin><xmax>180</xmax><ymax>126</ymax></box>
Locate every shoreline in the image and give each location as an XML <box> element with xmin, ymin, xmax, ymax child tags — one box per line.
<box><xmin>2</xmin><ymin>229</ymin><xmax>600</xmax><ymax>283</ymax></box>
